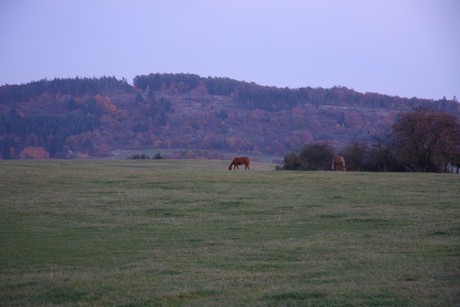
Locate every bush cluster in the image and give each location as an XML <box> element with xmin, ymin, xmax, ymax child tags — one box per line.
<box><xmin>281</xmin><ymin>109</ymin><xmax>460</xmax><ymax>172</ymax></box>
<box><xmin>129</xmin><ymin>152</ymin><xmax>163</xmax><ymax>160</ymax></box>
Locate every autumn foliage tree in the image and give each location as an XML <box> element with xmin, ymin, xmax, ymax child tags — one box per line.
<box><xmin>19</xmin><ymin>146</ymin><xmax>50</xmax><ymax>159</ymax></box>
<box><xmin>391</xmin><ymin>108</ymin><xmax>460</xmax><ymax>172</ymax></box>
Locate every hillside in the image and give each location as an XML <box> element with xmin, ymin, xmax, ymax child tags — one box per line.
<box><xmin>1</xmin><ymin>73</ymin><xmax>459</xmax><ymax>159</ymax></box>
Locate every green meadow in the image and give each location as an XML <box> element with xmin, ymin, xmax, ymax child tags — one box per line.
<box><xmin>0</xmin><ymin>160</ymin><xmax>459</xmax><ymax>306</ymax></box>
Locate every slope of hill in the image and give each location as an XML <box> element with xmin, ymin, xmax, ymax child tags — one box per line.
<box><xmin>1</xmin><ymin>74</ymin><xmax>459</xmax><ymax>159</ymax></box>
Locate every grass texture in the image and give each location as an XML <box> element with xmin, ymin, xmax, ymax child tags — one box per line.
<box><xmin>0</xmin><ymin>160</ymin><xmax>459</xmax><ymax>305</ymax></box>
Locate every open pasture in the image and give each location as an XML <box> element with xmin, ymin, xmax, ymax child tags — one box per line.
<box><xmin>0</xmin><ymin>160</ymin><xmax>459</xmax><ymax>306</ymax></box>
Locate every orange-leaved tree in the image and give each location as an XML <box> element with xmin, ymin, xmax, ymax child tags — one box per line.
<box><xmin>19</xmin><ymin>146</ymin><xmax>50</xmax><ymax>159</ymax></box>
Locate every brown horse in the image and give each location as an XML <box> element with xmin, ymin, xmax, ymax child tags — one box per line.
<box><xmin>228</xmin><ymin>157</ymin><xmax>250</xmax><ymax>170</ymax></box>
<box><xmin>332</xmin><ymin>155</ymin><xmax>346</xmax><ymax>171</ymax></box>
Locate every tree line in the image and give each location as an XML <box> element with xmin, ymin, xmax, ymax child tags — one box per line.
<box><xmin>281</xmin><ymin>108</ymin><xmax>460</xmax><ymax>172</ymax></box>
<box><xmin>133</xmin><ymin>73</ymin><xmax>459</xmax><ymax>114</ymax></box>
<box><xmin>3</xmin><ymin>74</ymin><xmax>458</xmax><ymax>115</ymax></box>
<box><xmin>0</xmin><ymin>76</ymin><xmax>132</xmax><ymax>104</ymax></box>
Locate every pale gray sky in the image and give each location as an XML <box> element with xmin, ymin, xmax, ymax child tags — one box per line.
<box><xmin>1</xmin><ymin>0</ymin><xmax>459</xmax><ymax>100</ymax></box>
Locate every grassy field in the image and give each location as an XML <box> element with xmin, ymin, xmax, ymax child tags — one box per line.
<box><xmin>0</xmin><ymin>160</ymin><xmax>459</xmax><ymax>306</ymax></box>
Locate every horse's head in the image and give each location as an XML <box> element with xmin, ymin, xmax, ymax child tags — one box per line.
<box><xmin>228</xmin><ymin>161</ymin><xmax>236</xmax><ymax>170</ymax></box>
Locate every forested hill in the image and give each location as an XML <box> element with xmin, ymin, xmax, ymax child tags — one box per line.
<box><xmin>1</xmin><ymin>73</ymin><xmax>459</xmax><ymax>159</ymax></box>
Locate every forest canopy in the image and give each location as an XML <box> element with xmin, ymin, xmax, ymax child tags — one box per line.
<box><xmin>1</xmin><ymin>73</ymin><xmax>459</xmax><ymax>165</ymax></box>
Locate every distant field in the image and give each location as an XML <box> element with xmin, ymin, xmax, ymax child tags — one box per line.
<box><xmin>111</xmin><ymin>148</ymin><xmax>281</xmax><ymax>164</ymax></box>
<box><xmin>0</xmin><ymin>160</ymin><xmax>459</xmax><ymax>306</ymax></box>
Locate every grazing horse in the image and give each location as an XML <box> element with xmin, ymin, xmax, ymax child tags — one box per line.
<box><xmin>332</xmin><ymin>155</ymin><xmax>346</xmax><ymax>171</ymax></box>
<box><xmin>228</xmin><ymin>157</ymin><xmax>250</xmax><ymax>170</ymax></box>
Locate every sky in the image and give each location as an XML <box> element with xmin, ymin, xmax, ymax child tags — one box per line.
<box><xmin>0</xmin><ymin>0</ymin><xmax>459</xmax><ymax>100</ymax></box>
